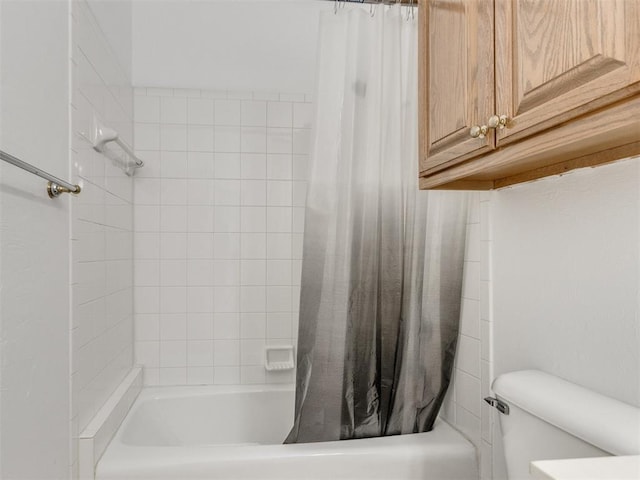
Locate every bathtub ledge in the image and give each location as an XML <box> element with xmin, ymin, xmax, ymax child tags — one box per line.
<box><xmin>79</xmin><ymin>366</ymin><xmax>143</xmax><ymax>480</ymax></box>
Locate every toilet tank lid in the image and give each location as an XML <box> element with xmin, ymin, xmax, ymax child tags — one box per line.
<box><xmin>492</xmin><ymin>370</ymin><xmax>640</xmax><ymax>456</ymax></box>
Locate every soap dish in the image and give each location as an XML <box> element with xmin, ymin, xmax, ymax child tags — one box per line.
<box><xmin>265</xmin><ymin>345</ymin><xmax>295</xmax><ymax>371</ymax></box>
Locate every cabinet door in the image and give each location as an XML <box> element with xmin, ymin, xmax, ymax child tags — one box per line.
<box><xmin>495</xmin><ymin>0</ymin><xmax>640</xmax><ymax>146</ymax></box>
<box><xmin>419</xmin><ymin>0</ymin><xmax>495</xmax><ymax>173</ymax></box>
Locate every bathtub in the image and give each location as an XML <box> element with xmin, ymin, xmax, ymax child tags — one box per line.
<box><xmin>96</xmin><ymin>385</ymin><xmax>478</xmax><ymax>480</ymax></box>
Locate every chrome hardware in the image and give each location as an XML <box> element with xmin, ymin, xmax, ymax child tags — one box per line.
<box><xmin>488</xmin><ymin>114</ymin><xmax>508</xmax><ymax>130</ymax></box>
<box><xmin>0</xmin><ymin>149</ymin><xmax>81</xmax><ymax>199</ymax></box>
<box><xmin>470</xmin><ymin>125</ymin><xmax>489</xmax><ymax>139</ymax></box>
<box><xmin>47</xmin><ymin>181</ymin><xmax>81</xmax><ymax>199</ymax></box>
<box><xmin>484</xmin><ymin>396</ymin><xmax>510</xmax><ymax>415</ymax></box>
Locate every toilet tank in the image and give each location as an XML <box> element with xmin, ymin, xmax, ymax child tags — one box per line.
<box><xmin>492</xmin><ymin>370</ymin><xmax>640</xmax><ymax>480</ymax></box>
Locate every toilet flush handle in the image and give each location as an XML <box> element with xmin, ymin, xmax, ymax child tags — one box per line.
<box><xmin>484</xmin><ymin>396</ymin><xmax>510</xmax><ymax>415</ymax></box>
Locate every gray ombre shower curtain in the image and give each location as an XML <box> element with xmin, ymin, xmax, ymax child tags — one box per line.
<box><xmin>285</xmin><ymin>5</ymin><xmax>468</xmax><ymax>444</ymax></box>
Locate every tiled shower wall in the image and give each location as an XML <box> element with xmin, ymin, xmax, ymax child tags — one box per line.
<box><xmin>70</xmin><ymin>0</ymin><xmax>134</xmax><ymax>475</ymax></box>
<box><xmin>133</xmin><ymin>88</ymin><xmax>312</xmax><ymax>386</ymax></box>
<box><xmin>0</xmin><ymin>2</ymin><xmax>71</xmax><ymax>477</ymax></box>
<box><xmin>440</xmin><ymin>192</ymin><xmax>494</xmax><ymax>480</ymax></box>
<box><xmin>478</xmin><ymin>193</ymin><xmax>494</xmax><ymax>480</ymax></box>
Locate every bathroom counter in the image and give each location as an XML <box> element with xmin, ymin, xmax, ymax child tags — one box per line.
<box><xmin>531</xmin><ymin>455</ymin><xmax>640</xmax><ymax>480</ymax></box>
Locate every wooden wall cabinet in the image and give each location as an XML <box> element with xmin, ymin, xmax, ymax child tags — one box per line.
<box><xmin>419</xmin><ymin>0</ymin><xmax>640</xmax><ymax>190</ymax></box>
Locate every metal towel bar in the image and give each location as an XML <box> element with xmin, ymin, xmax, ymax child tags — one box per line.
<box><xmin>0</xmin><ymin>149</ymin><xmax>81</xmax><ymax>198</ymax></box>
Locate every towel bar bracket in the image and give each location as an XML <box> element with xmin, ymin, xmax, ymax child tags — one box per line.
<box><xmin>47</xmin><ymin>181</ymin><xmax>81</xmax><ymax>198</ymax></box>
<box><xmin>0</xmin><ymin>149</ymin><xmax>82</xmax><ymax>199</ymax></box>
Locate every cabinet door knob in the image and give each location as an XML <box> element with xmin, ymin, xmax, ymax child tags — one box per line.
<box><xmin>470</xmin><ymin>125</ymin><xmax>489</xmax><ymax>139</ymax></box>
<box><xmin>488</xmin><ymin>114</ymin><xmax>508</xmax><ymax>129</ymax></box>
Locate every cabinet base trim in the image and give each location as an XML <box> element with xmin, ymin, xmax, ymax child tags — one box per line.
<box><xmin>419</xmin><ymin>95</ymin><xmax>640</xmax><ymax>190</ymax></box>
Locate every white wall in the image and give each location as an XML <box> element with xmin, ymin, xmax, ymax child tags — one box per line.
<box><xmin>0</xmin><ymin>1</ymin><xmax>71</xmax><ymax>477</ymax></box>
<box><xmin>491</xmin><ymin>158</ymin><xmax>640</xmax><ymax>406</ymax></box>
<box><xmin>86</xmin><ymin>0</ymin><xmax>132</xmax><ymax>78</ymax></box>
<box><xmin>132</xmin><ymin>1</ymin><xmax>329</xmax><ymax>93</ymax></box>
<box><xmin>445</xmin><ymin>158</ymin><xmax>640</xmax><ymax>480</ymax></box>
<box><xmin>70</xmin><ymin>1</ymin><xmax>135</xmax><ymax>475</ymax></box>
<box><xmin>487</xmin><ymin>158</ymin><xmax>640</xmax><ymax>479</ymax></box>
<box><xmin>0</xmin><ymin>0</ymin><xmax>134</xmax><ymax>477</ymax></box>
<box><xmin>133</xmin><ymin>87</ymin><xmax>311</xmax><ymax>386</ymax></box>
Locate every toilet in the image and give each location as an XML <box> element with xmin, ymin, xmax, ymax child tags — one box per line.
<box><xmin>487</xmin><ymin>370</ymin><xmax>640</xmax><ymax>479</ymax></box>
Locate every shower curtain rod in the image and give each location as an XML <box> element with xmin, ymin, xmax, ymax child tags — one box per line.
<box><xmin>328</xmin><ymin>0</ymin><xmax>416</xmax><ymax>5</ymax></box>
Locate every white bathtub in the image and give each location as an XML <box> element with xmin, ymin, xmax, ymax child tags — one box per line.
<box><xmin>96</xmin><ymin>385</ymin><xmax>478</xmax><ymax>480</ymax></box>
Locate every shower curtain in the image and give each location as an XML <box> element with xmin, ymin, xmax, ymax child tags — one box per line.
<box><xmin>285</xmin><ymin>5</ymin><xmax>468</xmax><ymax>444</ymax></box>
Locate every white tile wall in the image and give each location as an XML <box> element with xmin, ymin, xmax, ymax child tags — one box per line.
<box><xmin>70</xmin><ymin>0</ymin><xmax>134</xmax><ymax>476</ymax></box>
<box><xmin>479</xmin><ymin>192</ymin><xmax>494</xmax><ymax>480</ymax></box>
<box><xmin>133</xmin><ymin>87</ymin><xmax>312</xmax><ymax>387</ymax></box>
<box><xmin>440</xmin><ymin>192</ymin><xmax>493</xmax><ymax>480</ymax></box>
<box><xmin>0</xmin><ymin>1</ymin><xmax>73</xmax><ymax>477</ymax></box>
